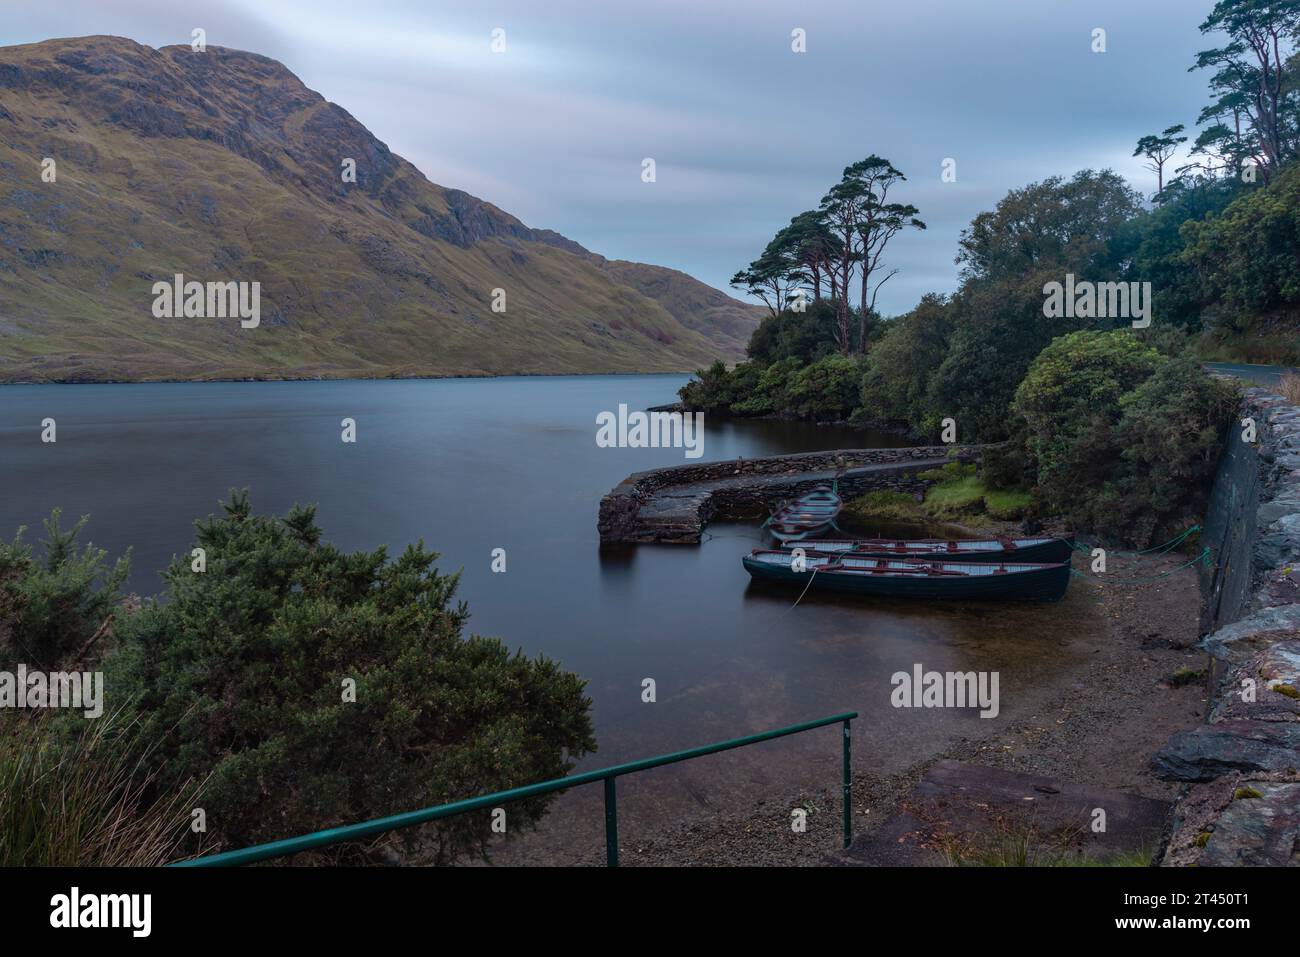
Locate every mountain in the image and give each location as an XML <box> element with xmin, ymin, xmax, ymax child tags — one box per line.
<box><xmin>0</xmin><ymin>36</ymin><xmax>761</xmax><ymax>382</ymax></box>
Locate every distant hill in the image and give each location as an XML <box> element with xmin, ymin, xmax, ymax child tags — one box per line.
<box><xmin>0</xmin><ymin>36</ymin><xmax>761</xmax><ymax>382</ymax></box>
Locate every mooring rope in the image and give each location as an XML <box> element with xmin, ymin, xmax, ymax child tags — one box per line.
<box><xmin>1070</xmin><ymin>546</ymin><xmax>1212</xmax><ymax>586</ymax></box>
<box><xmin>789</xmin><ymin>563</ymin><xmax>821</xmax><ymax>610</ymax></box>
<box><xmin>1069</xmin><ymin>524</ymin><xmax>1202</xmax><ymax>567</ymax></box>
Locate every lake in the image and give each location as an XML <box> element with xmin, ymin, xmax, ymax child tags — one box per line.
<box><xmin>0</xmin><ymin>375</ymin><xmax>1103</xmax><ymax>862</ymax></box>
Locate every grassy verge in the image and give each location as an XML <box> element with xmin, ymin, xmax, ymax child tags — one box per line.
<box><xmin>841</xmin><ymin>489</ymin><xmax>925</xmax><ymax>521</ymax></box>
<box><xmin>844</xmin><ymin>463</ymin><xmax>1033</xmax><ymax>526</ymax></box>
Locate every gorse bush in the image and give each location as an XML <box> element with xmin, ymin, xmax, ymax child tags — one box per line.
<box><xmin>1012</xmin><ymin>331</ymin><xmax>1161</xmax><ymax>509</ymax></box>
<box><xmin>107</xmin><ymin>491</ymin><xmax>596</xmax><ymax>861</ymax></box>
<box><xmin>0</xmin><ymin>510</ymin><xmax>129</xmax><ymax>671</ymax></box>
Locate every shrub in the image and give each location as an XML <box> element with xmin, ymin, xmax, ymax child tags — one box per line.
<box><xmin>678</xmin><ymin>359</ymin><xmax>734</xmax><ymax>413</ymax></box>
<box><xmin>1013</xmin><ymin>330</ymin><xmax>1160</xmax><ymax>520</ymax></box>
<box><xmin>107</xmin><ymin>491</ymin><xmax>596</xmax><ymax>862</ymax></box>
<box><xmin>1107</xmin><ymin>356</ymin><xmax>1239</xmax><ymax>543</ymax></box>
<box><xmin>1011</xmin><ymin>332</ymin><xmax>1235</xmax><ymax>544</ymax></box>
<box><xmin>746</xmin><ymin>300</ymin><xmax>843</xmax><ymax>365</ymax></box>
<box><xmin>784</xmin><ymin>355</ymin><xmax>863</xmax><ymax>420</ymax></box>
<box><xmin>731</xmin><ymin>357</ymin><xmax>802</xmax><ymax>416</ymax></box>
<box><xmin>0</xmin><ymin>511</ymin><xmax>129</xmax><ymax>671</ymax></box>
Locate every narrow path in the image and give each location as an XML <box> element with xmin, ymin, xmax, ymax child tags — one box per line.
<box><xmin>631</xmin><ymin>457</ymin><xmax>951</xmax><ymax>543</ymax></box>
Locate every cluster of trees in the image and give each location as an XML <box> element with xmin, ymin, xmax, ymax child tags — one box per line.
<box><xmin>685</xmin><ymin>1</ymin><xmax>1300</xmax><ymax>544</ymax></box>
<box><xmin>730</xmin><ymin>156</ymin><xmax>924</xmax><ymax>354</ymax></box>
<box><xmin>685</xmin><ymin>161</ymin><xmax>1249</xmax><ymax>543</ymax></box>
<box><xmin>1128</xmin><ymin>0</ymin><xmax>1300</xmax><ymax>357</ymax></box>
<box><xmin>1136</xmin><ymin>0</ymin><xmax>1300</xmax><ymax>192</ymax></box>
<box><xmin>684</xmin><ymin>156</ymin><xmax>923</xmax><ymax>421</ymax></box>
<box><xmin>0</xmin><ymin>494</ymin><xmax>595</xmax><ymax>864</ymax></box>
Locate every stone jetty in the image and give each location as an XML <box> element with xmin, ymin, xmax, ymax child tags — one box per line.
<box><xmin>597</xmin><ymin>446</ymin><xmax>982</xmax><ymax>544</ymax></box>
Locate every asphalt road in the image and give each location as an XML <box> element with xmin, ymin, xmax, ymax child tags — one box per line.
<box><xmin>1205</xmin><ymin>362</ymin><xmax>1298</xmax><ymax>386</ymax></box>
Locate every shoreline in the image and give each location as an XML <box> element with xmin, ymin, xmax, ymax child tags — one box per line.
<box><xmin>0</xmin><ymin>369</ymin><xmax>703</xmax><ymax>388</ymax></box>
<box><xmin>476</xmin><ymin>548</ymin><xmax>1206</xmax><ymax>866</ymax></box>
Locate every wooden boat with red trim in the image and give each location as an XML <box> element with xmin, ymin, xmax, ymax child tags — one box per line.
<box><xmin>780</xmin><ymin>535</ymin><xmax>1073</xmax><ymax>565</ymax></box>
<box><xmin>742</xmin><ymin>549</ymin><xmax>1071</xmax><ymax>601</ymax></box>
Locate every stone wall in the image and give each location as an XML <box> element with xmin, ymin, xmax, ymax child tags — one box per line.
<box><xmin>598</xmin><ymin>446</ymin><xmax>983</xmax><ymax>544</ymax></box>
<box><xmin>610</xmin><ymin>446</ymin><xmax>971</xmax><ymax>494</ymax></box>
<box><xmin>1153</xmin><ymin>387</ymin><xmax>1300</xmax><ymax>866</ymax></box>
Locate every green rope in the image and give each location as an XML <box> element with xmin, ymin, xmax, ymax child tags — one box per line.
<box><xmin>1070</xmin><ymin>524</ymin><xmax>1201</xmax><ymax>561</ymax></box>
<box><xmin>1070</xmin><ymin>547</ymin><xmax>1211</xmax><ymax>586</ymax></box>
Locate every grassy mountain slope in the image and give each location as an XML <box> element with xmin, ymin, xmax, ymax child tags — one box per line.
<box><xmin>0</xmin><ymin>36</ymin><xmax>760</xmax><ymax>382</ymax></box>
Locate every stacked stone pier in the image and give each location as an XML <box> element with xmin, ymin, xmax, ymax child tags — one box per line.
<box><xmin>597</xmin><ymin>446</ymin><xmax>982</xmax><ymax>545</ymax></box>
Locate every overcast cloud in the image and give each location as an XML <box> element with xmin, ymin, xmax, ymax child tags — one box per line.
<box><xmin>4</xmin><ymin>0</ymin><xmax>1216</xmax><ymax>315</ymax></box>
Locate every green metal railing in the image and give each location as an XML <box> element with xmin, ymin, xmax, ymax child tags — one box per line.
<box><xmin>172</xmin><ymin>711</ymin><xmax>858</xmax><ymax>868</ymax></box>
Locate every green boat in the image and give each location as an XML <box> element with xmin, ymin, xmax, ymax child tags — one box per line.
<box><xmin>742</xmin><ymin>549</ymin><xmax>1072</xmax><ymax>601</ymax></box>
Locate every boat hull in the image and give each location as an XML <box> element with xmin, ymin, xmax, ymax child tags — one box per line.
<box><xmin>765</xmin><ymin>487</ymin><xmax>843</xmax><ymax>542</ymax></box>
<box><xmin>742</xmin><ymin>554</ymin><xmax>1072</xmax><ymax>601</ymax></box>
<box><xmin>786</xmin><ymin>537</ymin><xmax>1075</xmax><ymax>565</ymax></box>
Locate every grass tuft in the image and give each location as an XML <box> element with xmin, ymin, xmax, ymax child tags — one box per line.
<box><xmin>0</xmin><ymin>710</ymin><xmax>203</xmax><ymax>866</ymax></box>
<box><xmin>1278</xmin><ymin>372</ymin><xmax>1300</xmax><ymax>405</ymax></box>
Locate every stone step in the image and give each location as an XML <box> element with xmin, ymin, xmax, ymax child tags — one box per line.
<box><xmin>828</xmin><ymin>760</ymin><xmax>1170</xmax><ymax>867</ymax></box>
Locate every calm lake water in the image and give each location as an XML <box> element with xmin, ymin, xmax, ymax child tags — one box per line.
<box><xmin>0</xmin><ymin>375</ymin><xmax>1101</xmax><ymax>862</ymax></box>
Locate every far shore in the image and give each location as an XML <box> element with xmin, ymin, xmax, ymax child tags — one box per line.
<box><xmin>0</xmin><ymin>368</ymin><xmax>704</xmax><ymax>387</ymax></box>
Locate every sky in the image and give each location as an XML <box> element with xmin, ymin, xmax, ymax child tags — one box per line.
<box><xmin>3</xmin><ymin>0</ymin><xmax>1218</xmax><ymax>315</ymax></box>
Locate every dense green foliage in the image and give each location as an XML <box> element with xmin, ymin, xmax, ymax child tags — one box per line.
<box><xmin>1180</xmin><ymin>165</ymin><xmax>1300</xmax><ymax>361</ymax></box>
<box><xmin>680</xmin><ymin>353</ymin><xmax>865</xmax><ymax>422</ymax></box>
<box><xmin>0</xmin><ymin>516</ymin><xmax>186</xmax><ymax>867</ymax></box>
<box><xmin>746</xmin><ymin>299</ymin><xmax>849</xmax><ymax>365</ymax></box>
<box><xmin>0</xmin><ymin>510</ymin><xmax>129</xmax><ymax>671</ymax></box>
<box><xmin>1009</xmin><ymin>332</ymin><xmax>1238</xmax><ymax>544</ymax></box>
<box><xmin>0</xmin><ymin>497</ymin><xmax>596</xmax><ymax>865</ymax></box>
<box><xmin>681</xmin><ymin>3</ymin><xmax>1299</xmax><ymax>537</ymax></box>
<box><xmin>857</xmin><ymin>294</ymin><xmax>951</xmax><ymax>435</ymax></box>
<box><xmin>104</xmin><ymin>491</ymin><xmax>596</xmax><ymax>860</ymax></box>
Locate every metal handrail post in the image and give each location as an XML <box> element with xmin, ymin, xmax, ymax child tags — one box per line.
<box><xmin>841</xmin><ymin>716</ymin><xmax>852</xmax><ymax>849</ymax></box>
<box><xmin>604</xmin><ymin>777</ymin><xmax>618</xmax><ymax>867</ymax></box>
